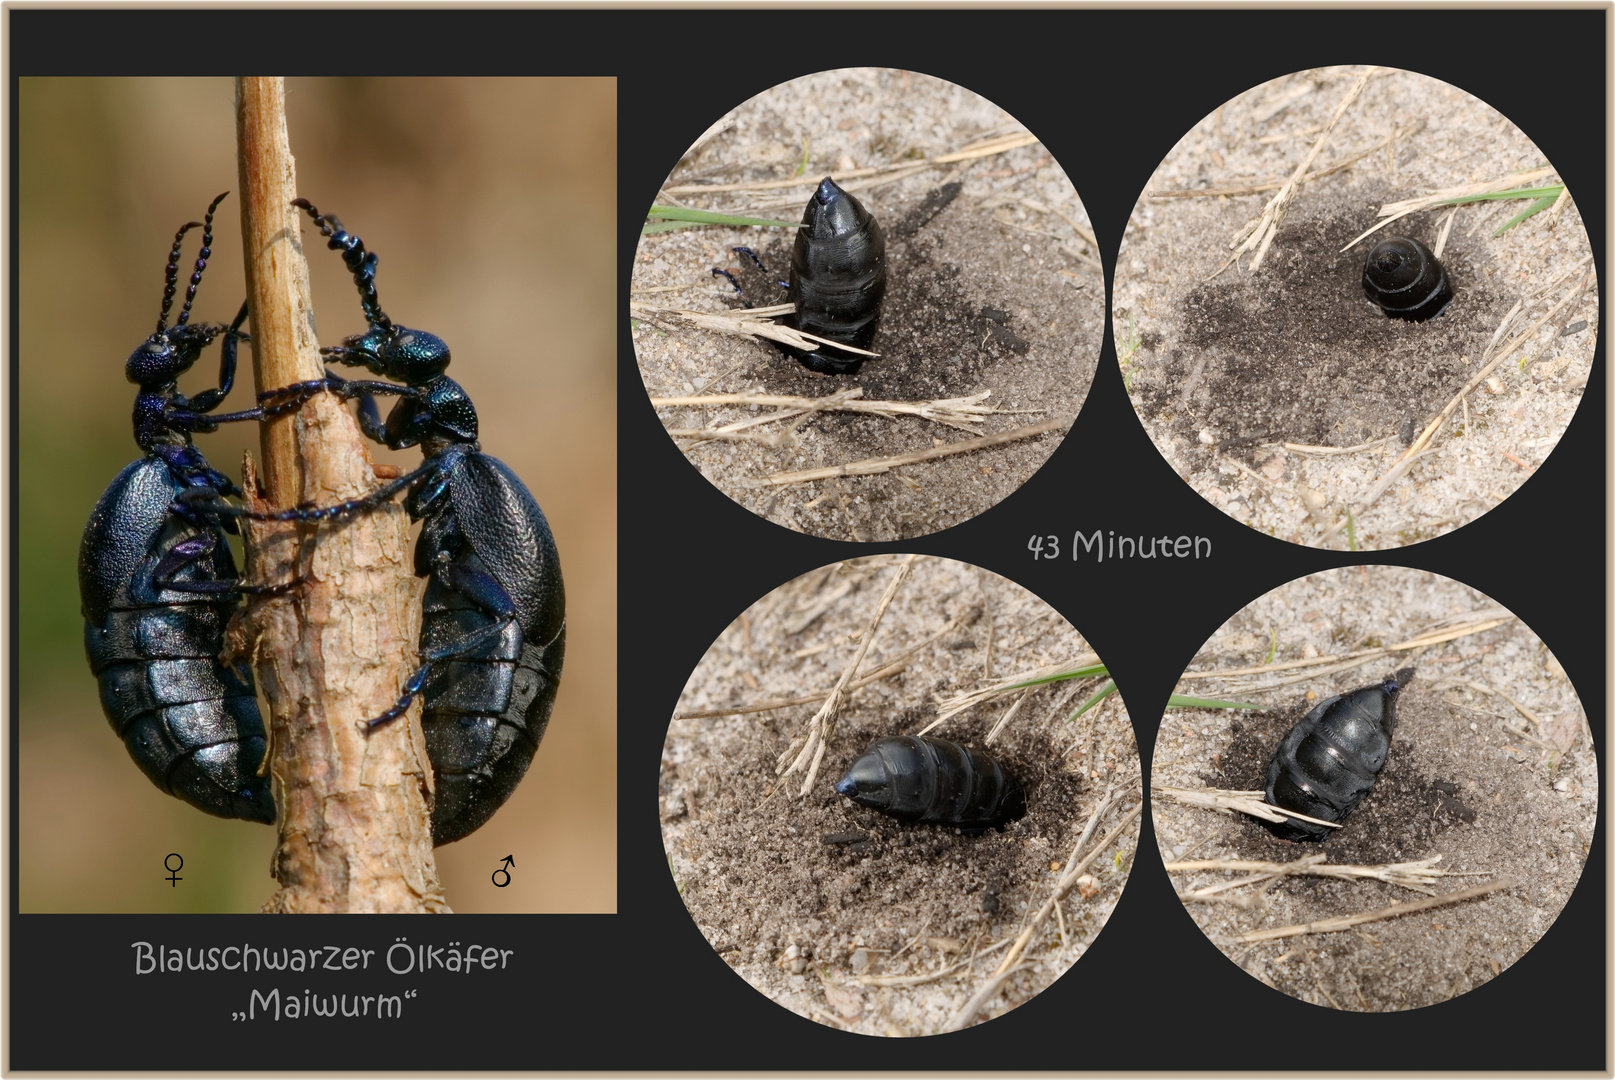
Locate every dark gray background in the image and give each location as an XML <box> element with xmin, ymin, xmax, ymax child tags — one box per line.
<box><xmin>11</xmin><ymin>5</ymin><xmax>1605</xmax><ymax>1072</ymax></box>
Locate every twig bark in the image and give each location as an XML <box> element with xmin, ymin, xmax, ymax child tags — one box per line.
<box><xmin>229</xmin><ymin>76</ymin><xmax>446</xmax><ymax>913</ymax></box>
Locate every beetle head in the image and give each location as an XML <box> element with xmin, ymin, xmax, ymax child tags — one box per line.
<box><xmin>126</xmin><ymin>323</ymin><xmax>219</xmax><ymax>389</ymax></box>
<box><xmin>328</xmin><ymin>324</ymin><xmax>451</xmax><ymax>385</ymax></box>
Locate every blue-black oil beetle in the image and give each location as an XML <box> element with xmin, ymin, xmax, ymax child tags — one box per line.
<box><xmin>254</xmin><ymin>199</ymin><xmax>566</xmax><ymax>845</ymax></box>
<box><xmin>80</xmin><ymin>192</ymin><xmax>283</xmax><ymax>824</ymax></box>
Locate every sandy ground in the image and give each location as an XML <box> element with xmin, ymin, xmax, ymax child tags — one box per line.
<box><xmin>632</xmin><ymin>68</ymin><xmax>1103</xmax><ymax>541</ymax></box>
<box><xmin>1150</xmin><ymin>566</ymin><xmax>1595</xmax><ymax>1011</ymax></box>
<box><xmin>660</xmin><ymin>555</ymin><xmax>1140</xmax><ymax>1035</ymax></box>
<box><xmin>1114</xmin><ymin>66</ymin><xmax>1596</xmax><ymax>550</ymax></box>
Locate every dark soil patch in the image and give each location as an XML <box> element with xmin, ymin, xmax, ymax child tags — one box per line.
<box><xmin>1157</xmin><ymin>670</ymin><xmax>1594</xmax><ymax>1011</ymax></box>
<box><xmin>661</xmin><ymin>556</ymin><xmax>1139</xmax><ymax>1035</ymax></box>
<box><xmin>1136</xmin><ymin>196</ymin><xmax>1509</xmax><ymax>458</ymax></box>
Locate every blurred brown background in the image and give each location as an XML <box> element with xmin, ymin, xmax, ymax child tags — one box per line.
<box><xmin>18</xmin><ymin>77</ymin><xmax>616</xmax><ymax>913</ymax></box>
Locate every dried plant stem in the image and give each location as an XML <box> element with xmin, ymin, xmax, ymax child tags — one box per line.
<box><xmin>1175</xmin><ymin>611</ymin><xmax>1512</xmax><ymax>690</ymax></box>
<box><xmin>922</xmin><ymin>655</ymin><xmax>1101</xmax><ymax>735</ymax></box>
<box><xmin>231</xmin><ymin>77</ymin><xmax>444</xmax><ymax>914</ymax></box>
<box><xmin>1358</xmin><ymin>262</ymin><xmax>1592</xmax><ymax>511</ymax></box>
<box><xmin>1150</xmin><ymin>121</ymin><xmax>1420</xmax><ymax>200</ymax></box>
<box><xmin>1237</xmin><ymin>878</ymin><xmax>1514</xmax><ymax>943</ymax></box>
<box><xmin>777</xmin><ymin>555</ymin><xmax>919</xmax><ymax>795</ymax></box>
<box><xmin>1221</xmin><ymin>67</ymin><xmax>1376</xmax><ymax>274</ymax></box>
<box><xmin>654</xmin><ymin>389</ymin><xmax>1033</xmax><ymax>438</ymax></box>
<box><xmin>1341</xmin><ymin>165</ymin><xmax>1559</xmax><ymax>251</ymax></box>
<box><xmin>674</xmin><ymin>611</ymin><xmax>967</xmax><ymax>720</ymax></box>
<box><xmin>659</xmin><ymin>132</ymin><xmax>1039</xmax><ymax>197</ymax></box>
<box><xmin>855</xmin><ymin>937</ymin><xmax>1014</xmax><ymax>988</ymax></box>
<box><xmin>1153</xmin><ymin>785</ymin><xmax>1341</xmax><ymax>831</ymax></box>
<box><xmin>763</xmin><ymin>418</ymin><xmax>1068</xmax><ymax>486</ymax></box>
<box><xmin>1167</xmin><ymin>854</ymin><xmax>1481</xmax><ymax>897</ymax></box>
<box><xmin>943</xmin><ymin>793</ymin><xmax>1142</xmax><ymax>1032</ymax></box>
<box><xmin>630</xmin><ymin>301</ymin><xmax>879</xmax><ymax>359</ymax></box>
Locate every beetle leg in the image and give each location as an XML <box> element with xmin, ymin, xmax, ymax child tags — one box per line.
<box><xmin>186</xmin><ymin>301</ymin><xmax>251</xmax><ymax>413</ymax></box>
<box><xmin>149</xmin><ymin>530</ymin><xmax>296</xmax><ymax>599</ymax></box>
<box><xmin>360</xmin><ymin>559</ymin><xmax>520</xmax><ymax>733</ymax></box>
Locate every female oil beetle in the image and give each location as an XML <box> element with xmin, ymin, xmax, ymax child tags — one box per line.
<box><xmin>80</xmin><ymin>193</ymin><xmax>282</xmax><ymax>824</ymax></box>
<box><xmin>255</xmin><ymin>199</ymin><xmax>565</xmax><ymax>846</ymax></box>
<box><xmin>1262</xmin><ymin>667</ymin><xmax>1414</xmax><ymax>841</ymax></box>
<box><xmin>835</xmin><ymin>735</ymin><xmax>1024</xmax><ymax>832</ymax></box>
<box><xmin>713</xmin><ymin>177</ymin><xmax>887</xmax><ymax>375</ymax></box>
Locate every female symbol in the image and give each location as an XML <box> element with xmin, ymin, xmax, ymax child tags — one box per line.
<box><xmin>164</xmin><ymin>853</ymin><xmax>184</xmax><ymax>887</ymax></box>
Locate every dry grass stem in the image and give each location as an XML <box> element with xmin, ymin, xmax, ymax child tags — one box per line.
<box><xmin>673</xmin><ymin>612</ymin><xmax>968</xmax><ymax>720</ymax></box>
<box><xmin>630</xmin><ymin>300</ymin><xmax>879</xmax><ymax>359</ymax></box>
<box><xmin>1237</xmin><ymin>878</ymin><xmax>1515</xmax><ymax>943</ymax></box>
<box><xmin>1154</xmin><ymin>784</ymin><xmax>1341</xmax><ymax>830</ymax></box>
<box><xmin>977</xmin><ymin>192</ymin><xmax>1099</xmax><ymax>249</ymax></box>
<box><xmin>1175</xmin><ymin>609</ymin><xmax>1513</xmax><ymax>690</ymax></box>
<box><xmin>1280</xmin><ymin>435</ymin><xmax>1396</xmax><ymax>455</ymax></box>
<box><xmin>660</xmin><ymin>132</ymin><xmax>1040</xmax><ymax>198</ymax></box>
<box><xmin>920</xmin><ymin>655</ymin><xmax>1101</xmax><ymax>736</ymax></box>
<box><xmin>1150</xmin><ymin>120</ymin><xmax>1420</xmax><ymax>201</ymax></box>
<box><xmin>983</xmin><ymin>688</ymin><xmax>1032</xmax><ymax>745</ymax></box>
<box><xmin>854</xmin><ymin>937</ymin><xmax>1013</xmax><ymax>988</ymax></box>
<box><xmin>653</xmin><ymin>388</ymin><xmax>1037</xmax><ymax>439</ymax></box>
<box><xmin>1435</xmin><ymin>677</ymin><xmax>1546</xmax><ymax>730</ymax></box>
<box><xmin>944</xmin><ymin>792</ymin><xmax>1142</xmax><ymax>1032</ymax></box>
<box><xmin>1340</xmin><ymin>165</ymin><xmax>1558</xmax><ymax>251</ymax></box>
<box><xmin>1358</xmin><ymin>258</ymin><xmax>1593</xmax><ymax>511</ymax></box>
<box><xmin>776</xmin><ymin>555</ymin><xmax>919</xmax><ymax>795</ymax></box>
<box><xmin>762</xmin><ymin>418</ymin><xmax>1069</xmax><ymax>486</ymax></box>
<box><xmin>1167</xmin><ymin>854</ymin><xmax>1483</xmax><ymax>898</ymax></box>
<box><xmin>1223</xmin><ymin>67</ymin><xmax>1377</xmax><ymax>274</ymax></box>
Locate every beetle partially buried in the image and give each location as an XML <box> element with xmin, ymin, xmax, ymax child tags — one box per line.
<box><xmin>779</xmin><ymin>177</ymin><xmax>887</xmax><ymax>375</ymax></box>
<box><xmin>1362</xmin><ymin>236</ymin><xmax>1453</xmax><ymax>322</ymax></box>
<box><xmin>1262</xmin><ymin>667</ymin><xmax>1414</xmax><ymax>841</ymax></box>
<box><xmin>835</xmin><ymin>735</ymin><xmax>1025</xmax><ymax>832</ymax></box>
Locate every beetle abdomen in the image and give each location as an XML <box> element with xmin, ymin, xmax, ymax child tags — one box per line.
<box><xmin>782</xmin><ymin>177</ymin><xmax>887</xmax><ymax>375</ymax></box>
<box><xmin>1262</xmin><ymin>667</ymin><xmax>1413</xmax><ymax>841</ymax></box>
<box><xmin>415</xmin><ymin>487</ymin><xmax>566</xmax><ymax>846</ymax></box>
<box><xmin>1362</xmin><ymin>237</ymin><xmax>1452</xmax><ymax>321</ymax></box>
<box><xmin>80</xmin><ymin>469</ymin><xmax>274</xmax><ymax>824</ymax></box>
<box><xmin>835</xmin><ymin>735</ymin><xmax>1024</xmax><ymax>831</ymax></box>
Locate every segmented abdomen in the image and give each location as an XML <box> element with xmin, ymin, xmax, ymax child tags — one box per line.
<box><xmin>835</xmin><ymin>735</ymin><xmax>1024</xmax><ymax>830</ymax></box>
<box><xmin>1262</xmin><ymin>668</ymin><xmax>1412</xmax><ymax>841</ymax></box>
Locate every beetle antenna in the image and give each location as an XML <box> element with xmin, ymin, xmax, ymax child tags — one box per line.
<box><xmin>292</xmin><ymin>198</ymin><xmax>392</xmax><ymax>331</ymax></box>
<box><xmin>156</xmin><ymin>220</ymin><xmax>200</xmax><ymax>336</ymax></box>
<box><xmin>175</xmin><ymin>191</ymin><xmax>229</xmax><ymax>328</ymax></box>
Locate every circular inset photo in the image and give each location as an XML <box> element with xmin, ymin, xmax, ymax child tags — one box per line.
<box><xmin>633</xmin><ymin>68</ymin><xmax>1104</xmax><ymax>542</ymax></box>
<box><xmin>661</xmin><ymin>555</ymin><xmax>1140</xmax><ymax>1034</ymax></box>
<box><xmin>1152</xmin><ymin>565</ymin><xmax>1596</xmax><ymax>1011</ymax></box>
<box><xmin>1115</xmin><ymin>65</ymin><xmax>1597</xmax><ymax>549</ymax></box>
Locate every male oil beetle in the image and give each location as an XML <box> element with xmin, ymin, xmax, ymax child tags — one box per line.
<box><xmin>256</xmin><ymin>199</ymin><xmax>565</xmax><ymax>845</ymax></box>
<box><xmin>1262</xmin><ymin>667</ymin><xmax>1414</xmax><ymax>841</ymax></box>
<box><xmin>80</xmin><ymin>193</ymin><xmax>281</xmax><ymax>823</ymax></box>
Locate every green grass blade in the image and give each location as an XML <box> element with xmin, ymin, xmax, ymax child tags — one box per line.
<box><xmin>1432</xmin><ymin>184</ymin><xmax>1563</xmax><ymax>206</ymax></box>
<box><xmin>1006</xmin><ymin>663</ymin><xmax>1110</xmax><ymax>692</ymax></box>
<box><xmin>1069</xmin><ymin>680</ymin><xmax>1118</xmax><ymax>720</ymax></box>
<box><xmin>1168</xmin><ymin>694</ymin><xmax>1265</xmax><ymax>710</ymax></box>
<box><xmin>1492</xmin><ymin>194</ymin><xmax>1558</xmax><ymax>238</ymax></box>
<box><xmin>645</xmin><ymin>205</ymin><xmax>801</xmax><ymax>229</ymax></box>
<box><xmin>641</xmin><ymin>219</ymin><xmax>707</xmax><ymax>236</ymax></box>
